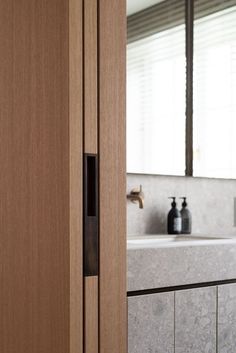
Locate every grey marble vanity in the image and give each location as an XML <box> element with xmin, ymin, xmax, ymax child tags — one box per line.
<box><xmin>127</xmin><ymin>235</ymin><xmax>236</xmax><ymax>353</ymax></box>
<box><xmin>127</xmin><ymin>235</ymin><xmax>236</xmax><ymax>291</ymax></box>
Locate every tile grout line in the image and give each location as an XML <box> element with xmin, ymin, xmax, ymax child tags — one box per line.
<box><xmin>174</xmin><ymin>291</ymin><xmax>176</xmax><ymax>353</ymax></box>
<box><xmin>216</xmin><ymin>286</ymin><xmax>218</xmax><ymax>353</ymax></box>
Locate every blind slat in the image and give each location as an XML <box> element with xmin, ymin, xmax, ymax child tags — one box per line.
<box><xmin>128</xmin><ymin>0</ymin><xmax>236</xmax><ymax>43</ymax></box>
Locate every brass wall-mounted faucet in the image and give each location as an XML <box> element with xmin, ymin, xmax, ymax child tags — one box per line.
<box><xmin>127</xmin><ymin>185</ymin><xmax>144</xmax><ymax>209</ymax></box>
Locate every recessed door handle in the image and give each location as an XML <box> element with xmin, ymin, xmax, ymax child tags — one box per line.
<box><xmin>83</xmin><ymin>154</ymin><xmax>99</xmax><ymax>277</ymax></box>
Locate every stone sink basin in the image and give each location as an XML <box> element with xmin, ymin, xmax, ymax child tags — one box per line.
<box><xmin>127</xmin><ymin>234</ymin><xmax>236</xmax><ymax>292</ymax></box>
<box><xmin>127</xmin><ymin>234</ymin><xmax>234</xmax><ymax>249</ymax></box>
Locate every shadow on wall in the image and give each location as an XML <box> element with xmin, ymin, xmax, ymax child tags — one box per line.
<box><xmin>145</xmin><ymin>210</ymin><xmax>166</xmax><ymax>234</ymax></box>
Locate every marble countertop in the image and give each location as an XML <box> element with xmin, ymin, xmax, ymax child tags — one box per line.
<box><xmin>127</xmin><ymin>235</ymin><xmax>236</xmax><ymax>292</ymax></box>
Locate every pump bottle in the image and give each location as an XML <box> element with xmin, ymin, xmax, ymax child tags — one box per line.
<box><xmin>180</xmin><ymin>197</ymin><xmax>192</xmax><ymax>234</ymax></box>
<box><xmin>167</xmin><ymin>197</ymin><xmax>181</xmax><ymax>234</ymax></box>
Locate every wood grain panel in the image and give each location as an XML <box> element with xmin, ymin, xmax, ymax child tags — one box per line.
<box><xmin>0</xmin><ymin>1</ymin><xmax>83</xmax><ymax>353</ymax></box>
<box><xmin>83</xmin><ymin>1</ymin><xmax>98</xmax><ymax>352</ymax></box>
<box><xmin>69</xmin><ymin>0</ymin><xmax>83</xmax><ymax>352</ymax></box>
<box><xmin>84</xmin><ymin>277</ymin><xmax>99</xmax><ymax>353</ymax></box>
<box><xmin>98</xmin><ymin>1</ymin><xmax>127</xmax><ymax>352</ymax></box>
<box><xmin>84</xmin><ymin>0</ymin><xmax>98</xmax><ymax>154</ymax></box>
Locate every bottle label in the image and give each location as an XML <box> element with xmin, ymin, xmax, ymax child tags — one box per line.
<box><xmin>174</xmin><ymin>217</ymin><xmax>182</xmax><ymax>232</ymax></box>
<box><xmin>182</xmin><ymin>218</ymin><xmax>189</xmax><ymax>232</ymax></box>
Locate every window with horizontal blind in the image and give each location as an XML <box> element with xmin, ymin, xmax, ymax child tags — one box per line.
<box><xmin>193</xmin><ymin>2</ymin><xmax>236</xmax><ymax>178</ymax></box>
<box><xmin>127</xmin><ymin>0</ymin><xmax>186</xmax><ymax>175</ymax></box>
<box><xmin>127</xmin><ymin>0</ymin><xmax>236</xmax><ymax>178</ymax></box>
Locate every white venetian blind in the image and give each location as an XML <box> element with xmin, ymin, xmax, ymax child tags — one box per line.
<box><xmin>193</xmin><ymin>3</ymin><xmax>236</xmax><ymax>178</ymax></box>
<box><xmin>127</xmin><ymin>1</ymin><xmax>186</xmax><ymax>175</ymax></box>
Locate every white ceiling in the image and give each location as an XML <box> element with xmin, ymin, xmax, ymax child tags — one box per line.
<box><xmin>127</xmin><ymin>0</ymin><xmax>164</xmax><ymax>16</ymax></box>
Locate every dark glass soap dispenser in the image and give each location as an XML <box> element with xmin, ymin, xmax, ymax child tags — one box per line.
<box><xmin>167</xmin><ymin>197</ymin><xmax>181</xmax><ymax>234</ymax></box>
<box><xmin>180</xmin><ymin>197</ymin><xmax>192</xmax><ymax>234</ymax></box>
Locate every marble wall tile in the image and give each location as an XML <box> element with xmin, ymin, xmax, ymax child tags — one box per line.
<box><xmin>127</xmin><ymin>174</ymin><xmax>236</xmax><ymax>237</ymax></box>
<box><xmin>218</xmin><ymin>283</ymin><xmax>236</xmax><ymax>353</ymax></box>
<box><xmin>128</xmin><ymin>292</ymin><xmax>174</xmax><ymax>353</ymax></box>
<box><xmin>175</xmin><ymin>287</ymin><xmax>217</xmax><ymax>353</ymax></box>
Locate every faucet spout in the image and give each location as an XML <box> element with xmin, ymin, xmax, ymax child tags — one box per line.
<box><xmin>127</xmin><ymin>185</ymin><xmax>144</xmax><ymax>209</ymax></box>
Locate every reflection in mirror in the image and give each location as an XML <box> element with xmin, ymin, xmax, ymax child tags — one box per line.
<box><xmin>127</xmin><ymin>0</ymin><xmax>186</xmax><ymax>175</ymax></box>
<box><xmin>193</xmin><ymin>0</ymin><xmax>236</xmax><ymax>178</ymax></box>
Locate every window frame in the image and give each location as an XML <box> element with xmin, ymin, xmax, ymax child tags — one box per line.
<box><xmin>127</xmin><ymin>0</ymin><xmax>236</xmax><ymax>177</ymax></box>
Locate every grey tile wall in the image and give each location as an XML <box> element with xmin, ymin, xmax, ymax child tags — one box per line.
<box><xmin>127</xmin><ymin>174</ymin><xmax>236</xmax><ymax>236</ymax></box>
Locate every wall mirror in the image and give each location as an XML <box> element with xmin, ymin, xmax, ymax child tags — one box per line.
<box><xmin>127</xmin><ymin>0</ymin><xmax>236</xmax><ymax>179</ymax></box>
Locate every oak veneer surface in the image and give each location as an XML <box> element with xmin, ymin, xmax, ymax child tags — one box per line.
<box><xmin>69</xmin><ymin>0</ymin><xmax>83</xmax><ymax>352</ymax></box>
<box><xmin>84</xmin><ymin>0</ymin><xmax>98</xmax><ymax>154</ymax></box>
<box><xmin>99</xmin><ymin>0</ymin><xmax>127</xmax><ymax>352</ymax></box>
<box><xmin>83</xmin><ymin>1</ymin><xmax>99</xmax><ymax>353</ymax></box>
<box><xmin>84</xmin><ymin>277</ymin><xmax>98</xmax><ymax>353</ymax></box>
<box><xmin>0</xmin><ymin>1</ymin><xmax>83</xmax><ymax>352</ymax></box>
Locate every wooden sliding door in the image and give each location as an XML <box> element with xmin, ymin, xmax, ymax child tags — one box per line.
<box><xmin>0</xmin><ymin>0</ymin><xmax>83</xmax><ymax>352</ymax></box>
<box><xmin>70</xmin><ymin>0</ymin><xmax>83</xmax><ymax>352</ymax></box>
<box><xmin>98</xmin><ymin>0</ymin><xmax>127</xmax><ymax>352</ymax></box>
<box><xmin>83</xmin><ymin>0</ymin><xmax>127</xmax><ymax>352</ymax></box>
<box><xmin>83</xmin><ymin>0</ymin><xmax>99</xmax><ymax>353</ymax></box>
<box><xmin>0</xmin><ymin>0</ymin><xmax>126</xmax><ymax>352</ymax></box>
